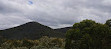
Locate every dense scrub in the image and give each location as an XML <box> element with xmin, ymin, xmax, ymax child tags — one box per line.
<box><xmin>0</xmin><ymin>36</ymin><xmax>65</xmax><ymax>49</ymax></box>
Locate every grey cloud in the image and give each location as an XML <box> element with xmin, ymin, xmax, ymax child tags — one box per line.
<box><xmin>0</xmin><ymin>0</ymin><xmax>23</xmax><ymax>14</ymax></box>
<box><xmin>0</xmin><ymin>0</ymin><xmax>111</xmax><ymax>29</ymax></box>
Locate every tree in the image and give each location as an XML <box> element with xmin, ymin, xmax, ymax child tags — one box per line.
<box><xmin>65</xmin><ymin>29</ymin><xmax>82</xmax><ymax>49</ymax></box>
<box><xmin>106</xmin><ymin>19</ymin><xmax>111</xmax><ymax>28</ymax></box>
<box><xmin>65</xmin><ymin>19</ymin><xmax>111</xmax><ymax>49</ymax></box>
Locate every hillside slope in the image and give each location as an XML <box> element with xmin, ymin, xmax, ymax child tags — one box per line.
<box><xmin>0</xmin><ymin>22</ymin><xmax>64</xmax><ymax>40</ymax></box>
<box><xmin>55</xmin><ymin>27</ymin><xmax>72</xmax><ymax>33</ymax></box>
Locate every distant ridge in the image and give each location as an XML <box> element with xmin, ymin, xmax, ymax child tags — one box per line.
<box><xmin>0</xmin><ymin>21</ymin><xmax>65</xmax><ymax>40</ymax></box>
<box><xmin>55</xmin><ymin>27</ymin><xmax>73</xmax><ymax>33</ymax></box>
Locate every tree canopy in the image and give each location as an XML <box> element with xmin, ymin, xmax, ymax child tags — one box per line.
<box><xmin>106</xmin><ymin>19</ymin><xmax>111</xmax><ymax>28</ymax></box>
<box><xmin>65</xmin><ymin>19</ymin><xmax>111</xmax><ymax>49</ymax></box>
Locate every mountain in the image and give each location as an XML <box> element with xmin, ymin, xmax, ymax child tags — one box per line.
<box><xmin>0</xmin><ymin>22</ymin><xmax>64</xmax><ymax>40</ymax></box>
<box><xmin>55</xmin><ymin>27</ymin><xmax>73</xmax><ymax>33</ymax></box>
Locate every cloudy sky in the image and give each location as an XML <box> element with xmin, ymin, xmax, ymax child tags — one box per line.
<box><xmin>0</xmin><ymin>0</ymin><xmax>111</xmax><ymax>29</ymax></box>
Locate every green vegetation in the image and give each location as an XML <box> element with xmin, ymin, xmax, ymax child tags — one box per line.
<box><xmin>106</xmin><ymin>19</ymin><xmax>111</xmax><ymax>28</ymax></box>
<box><xmin>0</xmin><ymin>36</ymin><xmax>65</xmax><ymax>49</ymax></box>
<box><xmin>0</xmin><ymin>19</ymin><xmax>111</xmax><ymax>49</ymax></box>
<box><xmin>65</xmin><ymin>19</ymin><xmax>111</xmax><ymax>49</ymax></box>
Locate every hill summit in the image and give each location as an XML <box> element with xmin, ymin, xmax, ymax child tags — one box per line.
<box><xmin>0</xmin><ymin>21</ymin><xmax>64</xmax><ymax>40</ymax></box>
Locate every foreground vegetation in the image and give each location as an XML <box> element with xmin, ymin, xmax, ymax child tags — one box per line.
<box><xmin>0</xmin><ymin>36</ymin><xmax>65</xmax><ymax>49</ymax></box>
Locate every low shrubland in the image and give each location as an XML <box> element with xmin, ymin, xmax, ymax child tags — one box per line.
<box><xmin>0</xmin><ymin>36</ymin><xmax>65</xmax><ymax>49</ymax></box>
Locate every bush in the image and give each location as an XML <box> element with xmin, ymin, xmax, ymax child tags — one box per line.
<box><xmin>0</xmin><ymin>36</ymin><xmax>65</xmax><ymax>49</ymax></box>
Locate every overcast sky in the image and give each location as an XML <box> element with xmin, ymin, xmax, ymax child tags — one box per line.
<box><xmin>0</xmin><ymin>0</ymin><xmax>111</xmax><ymax>29</ymax></box>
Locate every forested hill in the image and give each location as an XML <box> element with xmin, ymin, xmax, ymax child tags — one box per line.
<box><xmin>0</xmin><ymin>22</ymin><xmax>65</xmax><ymax>40</ymax></box>
<box><xmin>54</xmin><ymin>27</ymin><xmax>72</xmax><ymax>33</ymax></box>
